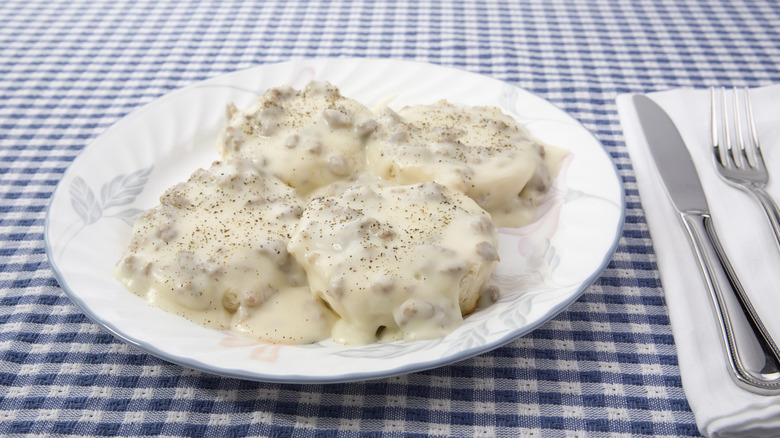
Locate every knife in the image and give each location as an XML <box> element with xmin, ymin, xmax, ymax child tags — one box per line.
<box><xmin>633</xmin><ymin>94</ymin><xmax>780</xmax><ymax>394</ymax></box>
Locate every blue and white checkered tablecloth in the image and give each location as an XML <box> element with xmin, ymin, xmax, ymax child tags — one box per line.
<box><xmin>2</xmin><ymin>0</ymin><xmax>779</xmax><ymax>436</ymax></box>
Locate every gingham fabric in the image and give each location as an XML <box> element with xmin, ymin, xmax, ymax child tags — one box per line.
<box><xmin>2</xmin><ymin>0</ymin><xmax>779</xmax><ymax>436</ymax></box>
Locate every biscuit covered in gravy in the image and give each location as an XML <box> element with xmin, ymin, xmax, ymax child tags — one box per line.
<box><xmin>367</xmin><ymin>101</ymin><xmax>567</xmax><ymax>227</ymax></box>
<box><xmin>218</xmin><ymin>81</ymin><xmax>377</xmax><ymax>195</ymax></box>
<box><xmin>288</xmin><ymin>182</ymin><xmax>499</xmax><ymax>344</ymax></box>
<box><xmin>114</xmin><ymin>158</ymin><xmax>337</xmax><ymax>344</ymax></box>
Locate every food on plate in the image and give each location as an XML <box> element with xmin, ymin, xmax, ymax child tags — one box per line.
<box><xmin>114</xmin><ymin>158</ymin><xmax>337</xmax><ymax>344</ymax></box>
<box><xmin>288</xmin><ymin>182</ymin><xmax>499</xmax><ymax>344</ymax></box>
<box><xmin>367</xmin><ymin>101</ymin><xmax>568</xmax><ymax>227</ymax></box>
<box><xmin>115</xmin><ymin>80</ymin><xmax>567</xmax><ymax>345</ymax></box>
<box><xmin>217</xmin><ymin>81</ymin><xmax>377</xmax><ymax>195</ymax></box>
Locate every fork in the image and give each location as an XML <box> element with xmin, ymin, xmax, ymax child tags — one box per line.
<box><xmin>711</xmin><ymin>86</ymin><xmax>780</xmax><ymax>251</ymax></box>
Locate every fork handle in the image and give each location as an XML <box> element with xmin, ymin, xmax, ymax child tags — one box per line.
<box><xmin>681</xmin><ymin>211</ymin><xmax>780</xmax><ymax>394</ymax></box>
<box><xmin>744</xmin><ymin>185</ymin><xmax>780</xmax><ymax>252</ymax></box>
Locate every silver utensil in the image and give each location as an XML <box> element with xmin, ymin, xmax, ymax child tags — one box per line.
<box><xmin>712</xmin><ymin>86</ymin><xmax>780</xmax><ymax>251</ymax></box>
<box><xmin>634</xmin><ymin>94</ymin><xmax>780</xmax><ymax>395</ymax></box>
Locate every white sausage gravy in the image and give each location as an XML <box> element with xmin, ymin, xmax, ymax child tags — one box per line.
<box><xmin>115</xmin><ymin>81</ymin><xmax>566</xmax><ymax>345</ymax></box>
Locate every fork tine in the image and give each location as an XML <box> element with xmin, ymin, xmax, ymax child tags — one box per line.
<box><xmin>711</xmin><ymin>87</ymin><xmax>723</xmax><ymax>164</ymax></box>
<box><xmin>712</xmin><ymin>86</ymin><xmax>731</xmax><ymax>167</ymax></box>
<box><xmin>732</xmin><ymin>86</ymin><xmax>748</xmax><ymax>168</ymax></box>
<box><xmin>719</xmin><ymin>86</ymin><xmax>740</xmax><ymax>168</ymax></box>
<box><xmin>743</xmin><ymin>87</ymin><xmax>764</xmax><ymax>169</ymax></box>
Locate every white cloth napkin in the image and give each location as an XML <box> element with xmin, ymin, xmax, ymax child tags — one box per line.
<box><xmin>617</xmin><ymin>85</ymin><xmax>780</xmax><ymax>438</ymax></box>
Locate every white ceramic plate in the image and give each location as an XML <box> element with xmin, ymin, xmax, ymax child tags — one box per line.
<box><xmin>46</xmin><ymin>58</ymin><xmax>624</xmax><ymax>383</ymax></box>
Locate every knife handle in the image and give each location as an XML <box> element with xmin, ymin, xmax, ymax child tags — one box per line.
<box><xmin>681</xmin><ymin>211</ymin><xmax>780</xmax><ymax>394</ymax></box>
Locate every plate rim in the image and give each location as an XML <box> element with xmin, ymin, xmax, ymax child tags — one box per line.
<box><xmin>44</xmin><ymin>57</ymin><xmax>626</xmax><ymax>383</ymax></box>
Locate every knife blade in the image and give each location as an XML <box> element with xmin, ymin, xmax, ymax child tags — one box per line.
<box><xmin>633</xmin><ymin>94</ymin><xmax>780</xmax><ymax>394</ymax></box>
<box><xmin>633</xmin><ymin>96</ymin><xmax>708</xmax><ymax>213</ymax></box>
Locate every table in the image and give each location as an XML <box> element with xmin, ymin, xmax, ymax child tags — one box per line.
<box><xmin>2</xmin><ymin>0</ymin><xmax>778</xmax><ymax>436</ymax></box>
